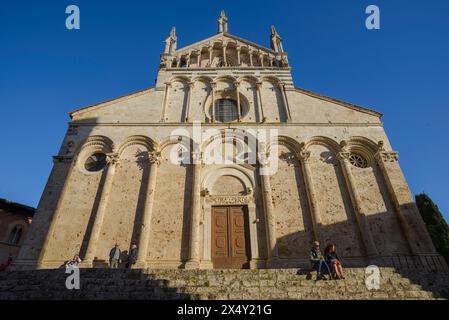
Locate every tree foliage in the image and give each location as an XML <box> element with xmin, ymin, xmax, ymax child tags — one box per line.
<box><xmin>416</xmin><ymin>193</ymin><xmax>449</xmax><ymax>265</ymax></box>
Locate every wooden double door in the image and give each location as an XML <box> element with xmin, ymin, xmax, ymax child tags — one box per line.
<box><xmin>212</xmin><ymin>206</ymin><xmax>250</xmax><ymax>269</ymax></box>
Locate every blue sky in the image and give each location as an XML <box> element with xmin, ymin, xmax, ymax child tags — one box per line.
<box><xmin>0</xmin><ymin>1</ymin><xmax>448</xmax><ymax>220</ymax></box>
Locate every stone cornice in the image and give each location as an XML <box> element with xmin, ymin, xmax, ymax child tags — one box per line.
<box><xmin>69</xmin><ymin>122</ymin><xmax>383</xmax><ymax>128</ymax></box>
<box><xmin>69</xmin><ymin>122</ymin><xmax>384</xmax><ymax>127</ymax></box>
<box><xmin>69</xmin><ymin>87</ymin><xmax>156</xmax><ymax>118</ymax></box>
<box><xmin>293</xmin><ymin>87</ymin><xmax>382</xmax><ymax>118</ymax></box>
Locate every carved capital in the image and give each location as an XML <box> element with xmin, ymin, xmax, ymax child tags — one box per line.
<box><xmin>337</xmin><ymin>151</ymin><xmax>351</xmax><ymax>162</ymax></box>
<box><xmin>375</xmin><ymin>151</ymin><xmax>399</xmax><ymax>163</ymax></box>
<box><xmin>106</xmin><ymin>153</ymin><xmax>119</xmax><ymax>165</ymax></box>
<box><xmin>298</xmin><ymin>150</ymin><xmax>311</xmax><ymax>162</ymax></box>
<box><xmin>377</xmin><ymin>140</ymin><xmax>385</xmax><ymax>152</ymax></box>
<box><xmin>298</xmin><ymin>143</ymin><xmax>311</xmax><ymax>162</ymax></box>
<box><xmin>148</xmin><ymin>151</ymin><xmax>161</xmax><ymax>166</ymax></box>
<box><xmin>258</xmin><ymin>152</ymin><xmax>269</xmax><ymax>167</ymax></box>
<box><xmin>192</xmin><ymin>151</ymin><xmax>202</xmax><ymax>164</ymax></box>
<box><xmin>201</xmin><ymin>188</ymin><xmax>210</xmax><ymax>197</ymax></box>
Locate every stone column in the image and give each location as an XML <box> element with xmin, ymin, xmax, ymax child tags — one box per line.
<box><xmin>160</xmin><ymin>82</ymin><xmax>171</xmax><ymax>122</ymax></box>
<box><xmin>186</xmin><ymin>53</ymin><xmax>191</xmax><ymax>68</ymax></box>
<box><xmin>259</xmin><ymin>152</ymin><xmax>278</xmax><ymax>262</ymax></box>
<box><xmin>234</xmin><ymin>81</ymin><xmax>241</xmax><ymax>122</ymax></box>
<box><xmin>259</xmin><ymin>53</ymin><xmax>264</xmax><ymax>67</ymax></box>
<box><xmin>211</xmin><ymin>82</ymin><xmax>216</xmax><ymax>123</ymax></box>
<box><xmin>374</xmin><ymin>144</ymin><xmax>436</xmax><ymax>255</ymax></box>
<box><xmin>37</xmin><ymin>156</ymin><xmax>75</xmax><ymax>268</ymax></box>
<box><xmin>256</xmin><ymin>82</ymin><xmax>266</xmax><ymax>122</ymax></box>
<box><xmin>222</xmin><ymin>43</ymin><xmax>227</xmax><ymax>66</ymax></box>
<box><xmin>337</xmin><ymin>148</ymin><xmax>379</xmax><ymax>258</ymax></box>
<box><xmin>208</xmin><ymin>46</ymin><xmax>213</xmax><ymax>66</ymax></box>
<box><xmin>249</xmin><ymin>51</ymin><xmax>254</xmax><ymax>67</ymax></box>
<box><xmin>237</xmin><ymin>46</ymin><xmax>241</xmax><ymax>65</ymax></box>
<box><xmin>298</xmin><ymin>148</ymin><xmax>322</xmax><ymax>243</ymax></box>
<box><xmin>197</xmin><ymin>51</ymin><xmax>202</xmax><ymax>68</ymax></box>
<box><xmin>185</xmin><ymin>152</ymin><xmax>202</xmax><ymax>269</ymax></box>
<box><xmin>279</xmin><ymin>83</ymin><xmax>292</xmax><ymax>122</ymax></box>
<box><xmin>82</xmin><ymin>153</ymin><xmax>119</xmax><ymax>266</ymax></box>
<box><xmin>186</xmin><ymin>82</ymin><xmax>194</xmax><ymax>122</ymax></box>
<box><xmin>136</xmin><ymin>151</ymin><xmax>161</xmax><ymax>268</ymax></box>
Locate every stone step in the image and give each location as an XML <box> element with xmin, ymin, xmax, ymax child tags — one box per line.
<box><xmin>0</xmin><ymin>267</ymin><xmax>447</xmax><ymax>300</ymax></box>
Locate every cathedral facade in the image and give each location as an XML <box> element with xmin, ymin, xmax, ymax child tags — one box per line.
<box><xmin>15</xmin><ymin>12</ymin><xmax>443</xmax><ymax>270</ymax></box>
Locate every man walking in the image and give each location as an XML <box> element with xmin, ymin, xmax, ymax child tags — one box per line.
<box><xmin>109</xmin><ymin>244</ymin><xmax>121</xmax><ymax>269</ymax></box>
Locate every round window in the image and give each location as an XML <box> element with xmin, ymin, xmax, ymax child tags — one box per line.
<box><xmin>84</xmin><ymin>153</ymin><xmax>107</xmax><ymax>172</ymax></box>
<box><xmin>212</xmin><ymin>99</ymin><xmax>240</xmax><ymax>122</ymax></box>
<box><xmin>349</xmin><ymin>153</ymin><xmax>369</xmax><ymax>168</ymax></box>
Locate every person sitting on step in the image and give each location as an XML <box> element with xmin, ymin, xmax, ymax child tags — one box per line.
<box><xmin>66</xmin><ymin>254</ymin><xmax>82</xmax><ymax>267</ymax></box>
<box><xmin>324</xmin><ymin>243</ymin><xmax>345</xmax><ymax>280</ymax></box>
<box><xmin>309</xmin><ymin>241</ymin><xmax>332</xmax><ymax>280</ymax></box>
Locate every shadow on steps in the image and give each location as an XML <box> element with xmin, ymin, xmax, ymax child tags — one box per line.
<box><xmin>1</xmin><ymin>267</ymin><xmax>449</xmax><ymax>300</ymax></box>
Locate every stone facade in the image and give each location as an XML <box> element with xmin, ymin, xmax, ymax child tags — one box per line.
<box><xmin>13</xmin><ymin>12</ymin><xmax>445</xmax><ymax>271</ymax></box>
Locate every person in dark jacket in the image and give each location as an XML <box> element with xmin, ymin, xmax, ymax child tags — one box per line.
<box><xmin>324</xmin><ymin>244</ymin><xmax>345</xmax><ymax>279</ymax></box>
<box><xmin>127</xmin><ymin>244</ymin><xmax>138</xmax><ymax>269</ymax></box>
<box><xmin>309</xmin><ymin>241</ymin><xmax>332</xmax><ymax>280</ymax></box>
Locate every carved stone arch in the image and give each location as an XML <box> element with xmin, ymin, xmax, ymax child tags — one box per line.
<box><xmin>261</xmin><ymin>76</ymin><xmax>281</xmax><ymax>86</ymax></box>
<box><xmin>158</xmin><ymin>135</ymin><xmax>198</xmax><ymax>164</ymax></box>
<box><xmin>75</xmin><ymin>135</ymin><xmax>114</xmax><ymax>171</ymax></box>
<box><xmin>159</xmin><ymin>134</ymin><xmax>196</xmax><ymax>152</ymax></box>
<box><xmin>268</xmin><ymin>135</ymin><xmax>301</xmax><ymax>158</ymax></box>
<box><xmin>75</xmin><ymin>135</ymin><xmax>114</xmax><ymax>156</ymax></box>
<box><xmin>200</xmin><ymin>128</ymin><xmax>258</xmax><ymax>151</ymax></box>
<box><xmin>346</xmin><ymin>136</ymin><xmax>378</xmax><ymax>152</ymax></box>
<box><xmin>202</xmin><ymin>165</ymin><xmax>255</xmax><ymax>194</ymax></box>
<box><xmin>214</xmin><ymin>75</ymin><xmax>237</xmax><ymax>84</ymax></box>
<box><xmin>169</xmin><ymin>75</ymin><xmax>190</xmax><ymax>85</ymax></box>
<box><xmin>303</xmin><ymin>136</ymin><xmax>340</xmax><ymax>154</ymax></box>
<box><xmin>343</xmin><ymin>136</ymin><xmax>379</xmax><ymax>167</ymax></box>
<box><xmin>226</xmin><ymin>39</ymin><xmax>238</xmax><ymax>48</ymax></box>
<box><xmin>201</xmin><ymin>164</ymin><xmax>259</xmax><ymax>266</ymax></box>
<box><xmin>191</xmin><ymin>75</ymin><xmax>213</xmax><ymax>86</ymax></box>
<box><xmin>116</xmin><ymin>135</ymin><xmax>156</xmax><ymax>159</ymax></box>
<box><xmin>237</xmin><ymin>75</ymin><xmax>258</xmax><ymax>84</ymax></box>
<box><xmin>201</xmin><ymin>128</ymin><xmax>259</xmax><ymax>166</ymax></box>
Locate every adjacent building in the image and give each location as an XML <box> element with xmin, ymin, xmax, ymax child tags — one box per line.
<box><xmin>0</xmin><ymin>199</ymin><xmax>34</xmax><ymax>268</ymax></box>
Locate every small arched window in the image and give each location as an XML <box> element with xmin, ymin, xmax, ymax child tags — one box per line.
<box><xmin>7</xmin><ymin>225</ymin><xmax>23</xmax><ymax>245</ymax></box>
<box><xmin>84</xmin><ymin>153</ymin><xmax>107</xmax><ymax>172</ymax></box>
